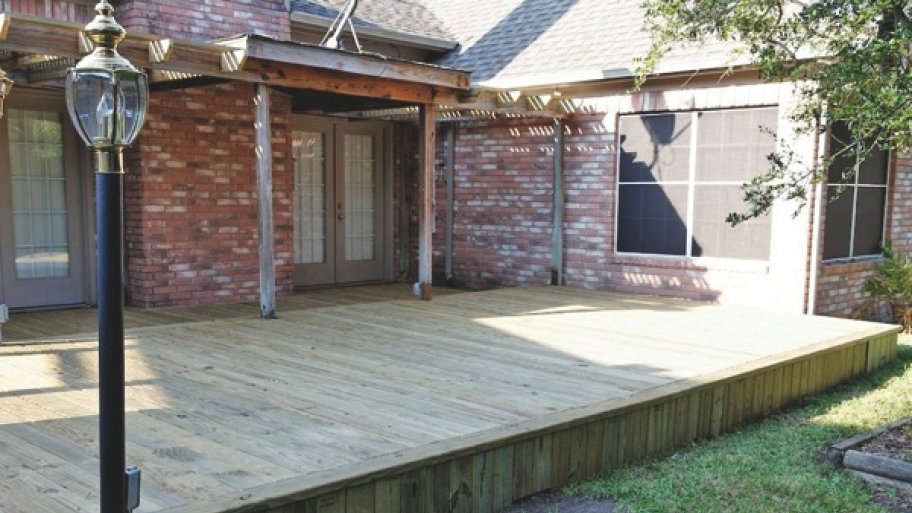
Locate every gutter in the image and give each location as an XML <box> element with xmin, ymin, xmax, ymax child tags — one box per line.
<box><xmin>551</xmin><ymin>118</ymin><xmax>565</xmax><ymax>285</ymax></box>
<box><xmin>807</xmin><ymin>117</ymin><xmax>827</xmax><ymax>315</ymax></box>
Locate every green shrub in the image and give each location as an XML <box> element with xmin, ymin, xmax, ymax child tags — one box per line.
<box><xmin>862</xmin><ymin>246</ymin><xmax>912</xmax><ymax>330</ymax></box>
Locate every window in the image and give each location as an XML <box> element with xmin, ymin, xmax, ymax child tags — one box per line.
<box><xmin>616</xmin><ymin>107</ymin><xmax>777</xmax><ymax>260</ymax></box>
<box><xmin>822</xmin><ymin>122</ymin><xmax>889</xmax><ymax>260</ymax></box>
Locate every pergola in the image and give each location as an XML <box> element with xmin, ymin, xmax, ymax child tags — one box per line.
<box><xmin>0</xmin><ymin>12</ymin><xmax>471</xmax><ymax>315</ymax></box>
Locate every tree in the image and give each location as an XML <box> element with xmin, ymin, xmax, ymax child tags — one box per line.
<box><xmin>639</xmin><ymin>0</ymin><xmax>912</xmax><ymax>223</ymax></box>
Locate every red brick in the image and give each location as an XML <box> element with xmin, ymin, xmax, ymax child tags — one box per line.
<box><xmin>125</xmin><ymin>82</ymin><xmax>294</xmax><ymax>307</ymax></box>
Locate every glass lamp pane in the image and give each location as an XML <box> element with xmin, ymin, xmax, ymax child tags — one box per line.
<box><xmin>67</xmin><ymin>70</ymin><xmax>116</xmax><ymax>147</ymax></box>
<box><xmin>115</xmin><ymin>70</ymin><xmax>148</xmax><ymax>146</ymax></box>
<box><xmin>0</xmin><ymin>76</ymin><xmax>13</xmax><ymax>98</ymax></box>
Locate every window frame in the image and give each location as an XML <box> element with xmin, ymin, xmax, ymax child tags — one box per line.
<box><xmin>822</xmin><ymin>141</ymin><xmax>891</xmax><ymax>262</ymax></box>
<box><xmin>613</xmin><ymin>106</ymin><xmax>778</xmax><ymax>263</ymax></box>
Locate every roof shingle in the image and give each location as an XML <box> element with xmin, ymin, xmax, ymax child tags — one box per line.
<box><xmin>292</xmin><ymin>0</ymin><xmax>737</xmax><ymax>88</ymax></box>
<box><xmin>290</xmin><ymin>0</ymin><xmax>454</xmax><ymax>42</ymax></box>
<box><xmin>424</xmin><ymin>0</ymin><xmax>735</xmax><ymax>88</ymax></box>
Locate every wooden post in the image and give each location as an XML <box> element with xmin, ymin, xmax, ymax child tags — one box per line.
<box><xmin>551</xmin><ymin>118</ymin><xmax>564</xmax><ymax>285</ymax></box>
<box><xmin>255</xmin><ymin>84</ymin><xmax>277</xmax><ymax>319</ymax></box>
<box><xmin>418</xmin><ymin>104</ymin><xmax>436</xmax><ymax>300</ymax></box>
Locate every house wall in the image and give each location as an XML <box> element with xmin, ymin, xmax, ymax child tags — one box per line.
<box><xmin>125</xmin><ymin>82</ymin><xmax>295</xmax><ymax>307</ymax></box>
<box><xmin>0</xmin><ymin>0</ymin><xmax>94</xmax><ymax>22</ymax></box>
<box><xmin>440</xmin><ymin>119</ymin><xmax>554</xmax><ymax>288</ymax></box>
<box><xmin>117</xmin><ymin>0</ymin><xmax>291</xmax><ymax>40</ymax></box>
<box><xmin>435</xmin><ymin>82</ymin><xmax>818</xmax><ymax>314</ymax></box>
<box><xmin>394</xmin><ymin>122</ymin><xmax>421</xmax><ymax>283</ymax></box>
<box><xmin>814</xmin><ymin>154</ymin><xmax>912</xmax><ymax>317</ymax></box>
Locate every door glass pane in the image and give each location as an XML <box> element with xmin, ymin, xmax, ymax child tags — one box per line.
<box><xmin>9</xmin><ymin>109</ymin><xmax>69</xmax><ymax>279</ymax></box>
<box><xmin>293</xmin><ymin>130</ymin><xmax>326</xmax><ymax>264</ymax></box>
<box><xmin>344</xmin><ymin>134</ymin><xmax>375</xmax><ymax>262</ymax></box>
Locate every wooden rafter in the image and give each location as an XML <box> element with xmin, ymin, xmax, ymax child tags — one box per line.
<box><xmin>0</xmin><ymin>13</ymin><xmax>470</xmax><ymax>105</ymax></box>
<box><xmin>240</xmin><ymin>35</ymin><xmax>467</xmax><ymax>90</ymax></box>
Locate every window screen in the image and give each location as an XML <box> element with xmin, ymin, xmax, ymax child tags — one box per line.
<box><xmin>822</xmin><ymin>121</ymin><xmax>889</xmax><ymax>260</ymax></box>
<box><xmin>617</xmin><ymin>184</ymin><xmax>688</xmax><ymax>255</ymax></box>
<box><xmin>691</xmin><ymin>186</ymin><xmax>771</xmax><ymax>259</ymax></box>
<box><xmin>617</xmin><ymin>107</ymin><xmax>777</xmax><ymax>260</ymax></box>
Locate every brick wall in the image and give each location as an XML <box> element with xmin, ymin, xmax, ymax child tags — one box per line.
<box><xmin>432</xmin><ymin>124</ymin><xmax>450</xmax><ymax>282</ymax></box>
<box><xmin>393</xmin><ymin>121</ymin><xmax>420</xmax><ymax>282</ymax></box>
<box><xmin>815</xmin><ymin>262</ymin><xmax>877</xmax><ymax>317</ymax></box>
<box><xmin>125</xmin><ymin>82</ymin><xmax>293</xmax><ymax>307</ymax></box>
<box><xmin>434</xmin><ymin>84</ymin><xmax>815</xmax><ymax>313</ymax></box>
<box><xmin>440</xmin><ymin>118</ymin><xmax>554</xmax><ymax>289</ymax></box>
<box><xmin>891</xmin><ymin>155</ymin><xmax>912</xmax><ymax>254</ymax></box>
<box><xmin>1</xmin><ymin>0</ymin><xmax>94</xmax><ymax>22</ymax></box>
<box><xmin>562</xmin><ymin>115</ymin><xmax>615</xmax><ymax>289</ymax></box>
<box><xmin>117</xmin><ymin>0</ymin><xmax>290</xmax><ymax>40</ymax></box>
<box><xmin>814</xmin><ymin>154</ymin><xmax>912</xmax><ymax>317</ymax></box>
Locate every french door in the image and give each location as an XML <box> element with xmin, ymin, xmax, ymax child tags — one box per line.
<box><xmin>293</xmin><ymin>117</ymin><xmax>389</xmax><ymax>287</ymax></box>
<box><xmin>0</xmin><ymin>93</ymin><xmax>88</xmax><ymax>308</ymax></box>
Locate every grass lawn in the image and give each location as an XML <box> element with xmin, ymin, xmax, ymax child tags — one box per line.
<box><xmin>566</xmin><ymin>334</ymin><xmax>912</xmax><ymax>513</ymax></box>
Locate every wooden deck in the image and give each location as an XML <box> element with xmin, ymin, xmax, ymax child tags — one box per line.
<box><xmin>0</xmin><ymin>286</ymin><xmax>900</xmax><ymax>513</ymax></box>
<box><xmin>1</xmin><ymin>284</ymin><xmax>459</xmax><ymax>343</ymax></box>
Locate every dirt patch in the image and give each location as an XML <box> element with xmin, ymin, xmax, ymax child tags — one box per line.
<box><xmin>855</xmin><ymin>424</ymin><xmax>912</xmax><ymax>512</ymax></box>
<box><xmin>502</xmin><ymin>492</ymin><xmax>619</xmax><ymax>513</ymax></box>
<box><xmin>860</xmin><ymin>424</ymin><xmax>912</xmax><ymax>463</ymax></box>
<box><xmin>865</xmin><ymin>486</ymin><xmax>912</xmax><ymax>513</ymax></box>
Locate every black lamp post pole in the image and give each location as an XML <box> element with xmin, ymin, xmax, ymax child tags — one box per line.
<box><xmin>96</xmin><ymin>148</ymin><xmax>126</xmax><ymax>513</ymax></box>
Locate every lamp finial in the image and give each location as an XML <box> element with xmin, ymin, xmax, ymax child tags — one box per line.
<box><xmin>84</xmin><ymin>1</ymin><xmax>125</xmax><ymax>50</ymax></box>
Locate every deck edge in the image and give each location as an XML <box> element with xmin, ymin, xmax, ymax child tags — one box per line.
<box><xmin>155</xmin><ymin>326</ymin><xmax>901</xmax><ymax>513</ymax></box>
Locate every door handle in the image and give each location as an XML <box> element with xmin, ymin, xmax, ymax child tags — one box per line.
<box><xmin>338</xmin><ymin>214</ymin><xmax>345</xmax><ymax>220</ymax></box>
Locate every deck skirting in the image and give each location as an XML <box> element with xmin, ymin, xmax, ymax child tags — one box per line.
<box><xmin>166</xmin><ymin>330</ymin><xmax>899</xmax><ymax>513</ymax></box>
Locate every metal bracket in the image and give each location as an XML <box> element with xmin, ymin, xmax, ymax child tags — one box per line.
<box><xmin>0</xmin><ymin>304</ymin><xmax>8</xmax><ymax>344</ymax></box>
<box><xmin>125</xmin><ymin>466</ymin><xmax>141</xmax><ymax>512</ymax></box>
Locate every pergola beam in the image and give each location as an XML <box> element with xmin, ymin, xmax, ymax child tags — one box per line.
<box><xmin>0</xmin><ymin>13</ymin><xmax>469</xmax><ymax>105</ymax></box>
<box><xmin>241</xmin><ymin>35</ymin><xmax>468</xmax><ymax>91</ymax></box>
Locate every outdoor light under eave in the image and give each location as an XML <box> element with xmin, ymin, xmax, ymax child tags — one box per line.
<box><xmin>66</xmin><ymin>1</ymin><xmax>148</xmax><ymax>157</ymax></box>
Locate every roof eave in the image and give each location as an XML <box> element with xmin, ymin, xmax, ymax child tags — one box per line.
<box><xmin>469</xmin><ymin>64</ymin><xmax>762</xmax><ymax>96</ymax></box>
<box><xmin>290</xmin><ymin>11</ymin><xmax>458</xmax><ymax>52</ymax></box>
<box><xmin>0</xmin><ymin>13</ymin><xmax>470</xmax><ymax>105</ymax></box>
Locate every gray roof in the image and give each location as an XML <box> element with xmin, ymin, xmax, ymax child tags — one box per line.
<box><xmin>292</xmin><ymin>0</ymin><xmax>737</xmax><ymax>89</ymax></box>
<box><xmin>424</xmin><ymin>0</ymin><xmax>734</xmax><ymax>89</ymax></box>
<box><xmin>290</xmin><ymin>0</ymin><xmax>455</xmax><ymax>42</ymax></box>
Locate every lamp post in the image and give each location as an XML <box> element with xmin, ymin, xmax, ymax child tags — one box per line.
<box><xmin>65</xmin><ymin>2</ymin><xmax>148</xmax><ymax>512</ymax></box>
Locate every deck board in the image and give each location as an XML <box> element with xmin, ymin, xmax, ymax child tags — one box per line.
<box><xmin>0</xmin><ymin>285</ymin><xmax>900</xmax><ymax>513</ymax></box>
<box><xmin>1</xmin><ymin>284</ymin><xmax>460</xmax><ymax>343</ymax></box>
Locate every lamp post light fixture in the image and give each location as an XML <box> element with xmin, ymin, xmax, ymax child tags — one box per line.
<box><xmin>65</xmin><ymin>2</ymin><xmax>148</xmax><ymax>513</ymax></box>
<box><xmin>0</xmin><ymin>68</ymin><xmax>14</xmax><ymax>118</ymax></box>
